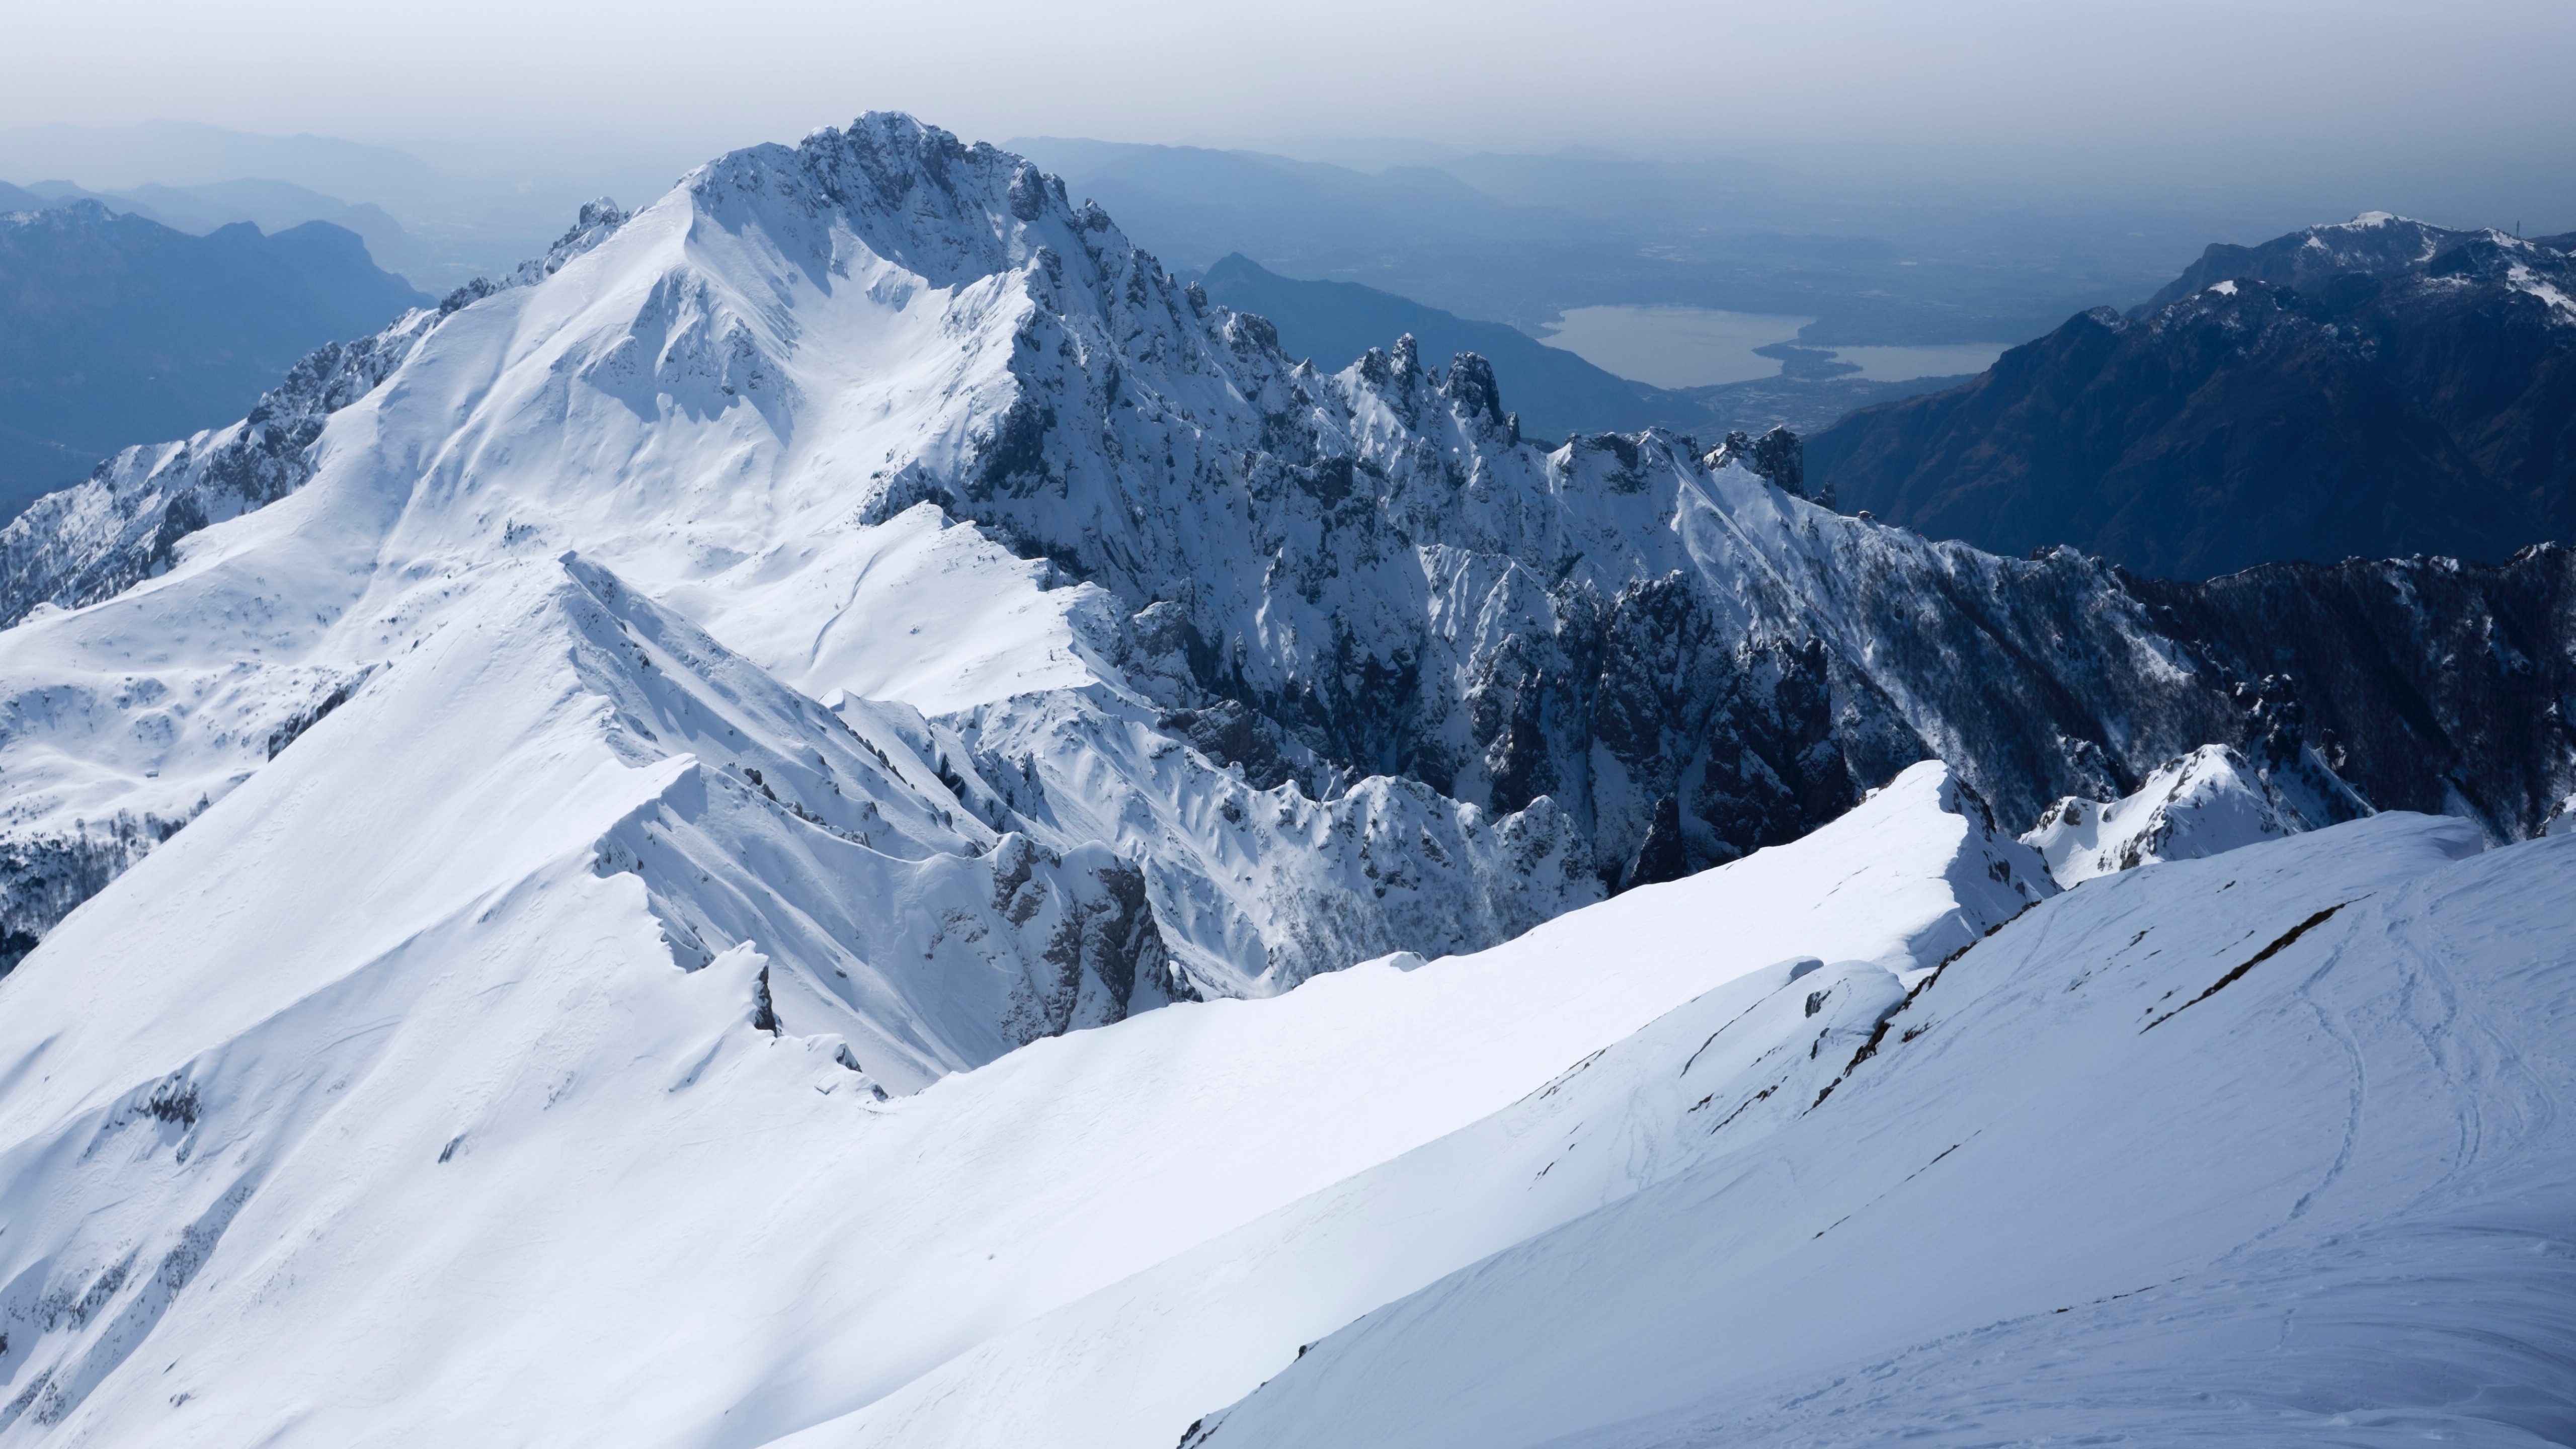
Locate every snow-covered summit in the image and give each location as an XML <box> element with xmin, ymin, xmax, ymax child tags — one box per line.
<box><xmin>0</xmin><ymin>112</ymin><xmax>1620</xmax><ymax>999</ymax></box>
<box><xmin>0</xmin><ymin>111</ymin><xmax>2562</xmax><ymax>1003</ymax></box>
<box><xmin>2145</xmin><ymin>209</ymin><xmax>2572</xmax><ymax>310</ymax></box>
<box><xmin>2022</xmin><ymin>742</ymin><xmax>2340</xmax><ymax>885</ymax></box>
<box><xmin>0</xmin><ymin>113</ymin><xmax>2568</xmax><ymax>1447</ymax></box>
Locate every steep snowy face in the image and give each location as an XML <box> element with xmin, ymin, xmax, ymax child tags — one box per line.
<box><xmin>3</xmin><ymin>113</ymin><xmax>2572</xmax><ymax>998</ymax></box>
<box><xmin>0</xmin><ymin>757</ymin><xmax>2045</xmax><ymax>1446</ymax></box>
<box><xmin>2022</xmin><ymin>741</ymin><xmax>2367</xmax><ymax>886</ymax></box>
<box><xmin>1190</xmin><ymin>817</ymin><xmax>2571</xmax><ymax>1449</ymax></box>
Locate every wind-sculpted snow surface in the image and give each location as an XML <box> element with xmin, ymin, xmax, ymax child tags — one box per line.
<box><xmin>0</xmin><ymin>758</ymin><xmax>2040</xmax><ymax>1444</ymax></box>
<box><xmin>1187</xmin><ymin>818</ymin><xmax>2575</xmax><ymax>1449</ymax></box>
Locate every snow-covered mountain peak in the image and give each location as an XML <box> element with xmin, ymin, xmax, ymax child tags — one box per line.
<box><xmin>0</xmin><ymin>118</ymin><xmax>2570</xmax><ymax>1445</ymax></box>
<box><xmin>0</xmin><ymin>112</ymin><xmax>2560</xmax><ymax>1012</ymax></box>
<box><xmin>0</xmin><ymin>111</ymin><xmax>1650</xmax><ymax>996</ymax></box>
<box><xmin>685</xmin><ymin>113</ymin><xmax>1100</xmax><ymax>294</ymax></box>
<box><xmin>2147</xmin><ymin>209</ymin><xmax>2572</xmax><ymax>311</ymax></box>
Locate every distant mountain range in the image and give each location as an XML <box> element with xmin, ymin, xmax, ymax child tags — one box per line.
<box><xmin>0</xmin><ymin>119</ymin><xmax>695</xmax><ymax>292</ymax></box>
<box><xmin>0</xmin><ymin>120</ymin><xmax>443</xmax><ymax>207</ymax></box>
<box><xmin>1810</xmin><ymin>215</ymin><xmax>2576</xmax><ymax>578</ymax></box>
<box><xmin>5</xmin><ymin>176</ymin><xmax>436</xmax><ymax>283</ymax></box>
<box><xmin>1195</xmin><ymin>253</ymin><xmax>1962</xmax><ymax>440</ymax></box>
<box><xmin>1010</xmin><ymin>136</ymin><xmax>2248</xmax><ymax>348</ymax></box>
<box><xmin>0</xmin><ymin>198</ymin><xmax>427</xmax><ymax>520</ymax></box>
<box><xmin>0</xmin><ymin>121</ymin><xmax>2566</xmax><ymax>1447</ymax></box>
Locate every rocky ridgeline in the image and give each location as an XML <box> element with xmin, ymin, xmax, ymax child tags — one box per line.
<box><xmin>1810</xmin><ymin>214</ymin><xmax>2576</xmax><ymax>577</ymax></box>
<box><xmin>0</xmin><ymin>116</ymin><xmax>2569</xmax><ymax>992</ymax></box>
<box><xmin>0</xmin><ymin>201</ymin><xmax>631</xmax><ymax>630</ymax></box>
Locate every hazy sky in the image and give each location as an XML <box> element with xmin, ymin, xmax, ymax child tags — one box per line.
<box><xmin>9</xmin><ymin>0</ymin><xmax>2573</xmax><ymax>200</ymax></box>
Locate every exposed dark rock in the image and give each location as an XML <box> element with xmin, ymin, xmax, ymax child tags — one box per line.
<box><xmin>2127</xmin><ymin>546</ymin><xmax>2576</xmax><ymax>834</ymax></box>
<box><xmin>1</xmin><ymin>810</ymin><xmax>195</xmax><ymax>977</ymax></box>
<box><xmin>1707</xmin><ymin>426</ymin><xmax>1808</xmax><ymax>500</ymax></box>
<box><xmin>1621</xmin><ymin>795</ymin><xmax>1690</xmax><ymax>891</ymax></box>
<box><xmin>1809</xmin><ymin>219</ymin><xmax>2576</xmax><ymax>578</ymax></box>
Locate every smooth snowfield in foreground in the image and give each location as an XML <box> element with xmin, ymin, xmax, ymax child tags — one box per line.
<box><xmin>0</xmin><ymin>112</ymin><xmax>2568</xmax><ymax>1448</ymax></box>
<box><xmin>1192</xmin><ymin>816</ymin><xmax>2576</xmax><ymax>1448</ymax></box>
<box><xmin>0</xmin><ymin>756</ymin><xmax>2032</xmax><ymax>1445</ymax></box>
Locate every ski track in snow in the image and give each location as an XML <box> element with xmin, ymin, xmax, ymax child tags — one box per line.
<box><xmin>1187</xmin><ymin>822</ymin><xmax>2576</xmax><ymax>1449</ymax></box>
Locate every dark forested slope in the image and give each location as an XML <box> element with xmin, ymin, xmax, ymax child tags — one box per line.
<box><xmin>1809</xmin><ymin>216</ymin><xmax>2576</xmax><ymax>578</ymax></box>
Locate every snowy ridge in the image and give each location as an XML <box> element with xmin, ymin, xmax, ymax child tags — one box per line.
<box><xmin>0</xmin><ymin>201</ymin><xmax>647</xmax><ymax>967</ymax></box>
<box><xmin>0</xmin><ymin>111</ymin><xmax>2566</xmax><ymax>1445</ymax></box>
<box><xmin>2147</xmin><ymin>211</ymin><xmax>2573</xmax><ymax>310</ymax></box>
<box><xmin>2021</xmin><ymin>741</ymin><xmax>2365</xmax><ymax>885</ymax></box>
<box><xmin>1188</xmin><ymin>817</ymin><xmax>2573</xmax><ymax>1448</ymax></box>
<box><xmin>0</xmin><ymin>200</ymin><xmax>632</xmax><ymax>631</ymax></box>
<box><xmin>0</xmin><ymin>759</ymin><xmax>2042</xmax><ymax>1444</ymax></box>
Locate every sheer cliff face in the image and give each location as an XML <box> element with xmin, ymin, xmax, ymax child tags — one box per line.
<box><xmin>1808</xmin><ymin>216</ymin><xmax>2576</xmax><ymax>580</ymax></box>
<box><xmin>0</xmin><ymin>117</ymin><xmax>2570</xmax><ymax>997</ymax></box>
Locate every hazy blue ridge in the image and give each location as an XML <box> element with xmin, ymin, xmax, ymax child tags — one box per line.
<box><xmin>0</xmin><ymin>200</ymin><xmax>428</xmax><ymax>521</ymax></box>
<box><xmin>24</xmin><ymin>177</ymin><xmax>437</xmax><ymax>284</ymax></box>
<box><xmin>1010</xmin><ymin>136</ymin><xmax>2207</xmax><ymax>348</ymax></box>
<box><xmin>1809</xmin><ymin>218</ymin><xmax>2576</xmax><ymax>578</ymax></box>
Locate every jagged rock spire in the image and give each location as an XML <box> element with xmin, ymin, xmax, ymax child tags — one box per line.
<box><xmin>1704</xmin><ymin>425</ymin><xmax>1813</xmax><ymax>503</ymax></box>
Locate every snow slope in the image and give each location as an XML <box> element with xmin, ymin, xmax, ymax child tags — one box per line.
<box><xmin>2021</xmin><ymin>741</ymin><xmax>2367</xmax><ymax>885</ymax></box>
<box><xmin>5</xmin><ymin>113</ymin><xmax>2569</xmax><ymax>999</ymax></box>
<box><xmin>1188</xmin><ymin>815</ymin><xmax>2575</xmax><ymax>1448</ymax></box>
<box><xmin>0</xmin><ymin>112</ymin><xmax>2565</xmax><ymax>1445</ymax></box>
<box><xmin>0</xmin><ymin>115</ymin><xmax>1609</xmax><ymax>992</ymax></box>
<box><xmin>0</xmin><ymin>742</ymin><xmax>2038</xmax><ymax>1443</ymax></box>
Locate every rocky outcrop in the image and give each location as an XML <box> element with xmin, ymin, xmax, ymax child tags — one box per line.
<box><xmin>1706</xmin><ymin>426</ymin><xmax>1809</xmax><ymax>501</ymax></box>
<box><xmin>2126</xmin><ymin>546</ymin><xmax>2576</xmax><ymax>837</ymax></box>
<box><xmin>0</xmin><ymin>201</ymin><xmax>630</xmax><ymax>628</ymax></box>
<box><xmin>2</xmin><ymin>121</ymin><xmax>2568</xmax><ymax>992</ymax></box>
<box><xmin>2022</xmin><ymin>743</ymin><xmax>2347</xmax><ymax>886</ymax></box>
